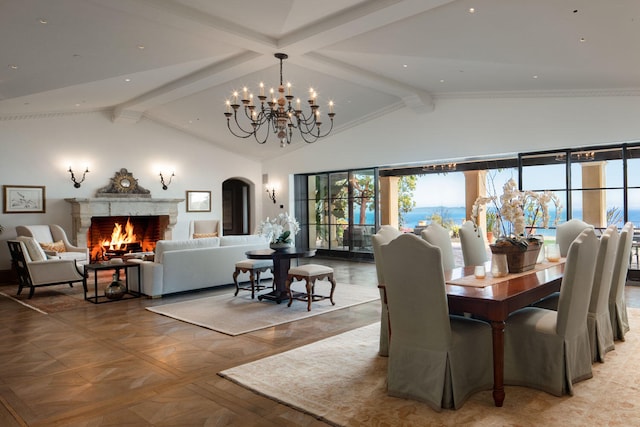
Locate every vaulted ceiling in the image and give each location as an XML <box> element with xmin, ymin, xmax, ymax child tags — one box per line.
<box><xmin>2</xmin><ymin>0</ymin><xmax>639</xmax><ymax>160</ymax></box>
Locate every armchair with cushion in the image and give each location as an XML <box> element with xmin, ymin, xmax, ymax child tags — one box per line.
<box><xmin>189</xmin><ymin>220</ymin><xmax>220</xmax><ymax>239</ymax></box>
<box><xmin>7</xmin><ymin>238</ymin><xmax>85</xmax><ymax>298</ymax></box>
<box><xmin>16</xmin><ymin>224</ymin><xmax>88</xmax><ymax>262</ymax></box>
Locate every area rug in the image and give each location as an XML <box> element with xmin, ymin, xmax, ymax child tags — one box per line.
<box><xmin>0</xmin><ymin>283</ymin><xmax>87</xmax><ymax>314</ymax></box>
<box><xmin>146</xmin><ymin>283</ymin><xmax>380</xmax><ymax>336</ymax></box>
<box><xmin>219</xmin><ymin>309</ymin><xmax>640</xmax><ymax>426</ymax></box>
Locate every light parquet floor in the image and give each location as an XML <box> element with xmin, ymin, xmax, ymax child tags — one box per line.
<box><xmin>1</xmin><ymin>258</ymin><xmax>639</xmax><ymax>426</ymax></box>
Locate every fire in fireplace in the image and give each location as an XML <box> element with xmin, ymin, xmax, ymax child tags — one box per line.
<box><xmin>88</xmin><ymin>215</ymin><xmax>167</xmax><ymax>261</ymax></box>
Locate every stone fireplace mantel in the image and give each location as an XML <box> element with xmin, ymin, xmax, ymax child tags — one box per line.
<box><xmin>65</xmin><ymin>197</ymin><xmax>184</xmax><ymax>248</ymax></box>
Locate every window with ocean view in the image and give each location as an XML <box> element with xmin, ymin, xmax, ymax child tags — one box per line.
<box><xmin>295</xmin><ymin>142</ymin><xmax>639</xmax><ymax>265</ymax></box>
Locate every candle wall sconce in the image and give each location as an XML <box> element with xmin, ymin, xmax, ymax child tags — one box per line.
<box><xmin>68</xmin><ymin>166</ymin><xmax>89</xmax><ymax>188</ymax></box>
<box><xmin>159</xmin><ymin>172</ymin><xmax>175</xmax><ymax>190</ymax></box>
<box><xmin>266</xmin><ymin>185</ymin><xmax>277</xmax><ymax>204</ymax></box>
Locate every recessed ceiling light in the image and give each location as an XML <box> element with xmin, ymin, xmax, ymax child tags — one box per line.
<box><xmin>402</xmin><ymin>64</ymin><xmax>408</xmax><ymax>68</ymax></box>
<box><xmin>469</xmin><ymin>8</ymin><xmax>475</xmax><ymax>13</ymax></box>
<box><xmin>440</xmin><ymin>79</ymin><xmax>445</xmax><ymax>83</ymax></box>
<box><xmin>39</xmin><ymin>18</ymin><xmax>47</xmax><ymax>24</ymax></box>
<box><xmin>8</xmin><ymin>64</ymin><xmax>18</xmax><ymax>70</ymax></box>
<box><xmin>75</xmin><ymin>103</ymin><xmax>81</xmax><ymax>107</ymax></box>
<box><xmin>124</xmin><ymin>78</ymin><xmax>132</xmax><ymax>82</ymax></box>
<box><xmin>137</xmin><ymin>44</ymin><xmax>145</xmax><ymax>50</ymax></box>
<box><xmin>533</xmin><ymin>75</ymin><xmax>539</xmax><ymax>79</ymax></box>
<box><xmin>579</xmin><ymin>37</ymin><xmax>586</xmax><ymax>42</ymax></box>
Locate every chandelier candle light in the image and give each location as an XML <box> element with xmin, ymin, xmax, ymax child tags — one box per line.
<box><xmin>224</xmin><ymin>53</ymin><xmax>335</xmax><ymax>148</ymax></box>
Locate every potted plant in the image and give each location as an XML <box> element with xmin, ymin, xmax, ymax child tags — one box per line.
<box><xmin>257</xmin><ymin>213</ymin><xmax>300</xmax><ymax>250</ymax></box>
<box><xmin>472</xmin><ymin>179</ymin><xmax>562</xmax><ymax>273</ymax></box>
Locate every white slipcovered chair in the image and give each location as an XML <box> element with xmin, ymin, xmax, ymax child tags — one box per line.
<box><xmin>421</xmin><ymin>223</ymin><xmax>456</xmax><ymax>270</ymax></box>
<box><xmin>16</xmin><ymin>224</ymin><xmax>88</xmax><ymax>262</ymax></box>
<box><xmin>504</xmin><ymin>228</ymin><xmax>598</xmax><ymax>396</ymax></box>
<box><xmin>532</xmin><ymin>225</ymin><xmax>618</xmax><ymax>363</ymax></box>
<box><xmin>372</xmin><ymin>225</ymin><xmax>402</xmax><ymax>357</ymax></box>
<box><xmin>556</xmin><ymin>218</ymin><xmax>593</xmax><ymax>257</ymax></box>
<box><xmin>458</xmin><ymin>221</ymin><xmax>488</xmax><ymax>267</ymax></box>
<box><xmin>381</xmin><ymin>233</ymin><xmax>493</xmax><ymax>410</ymax></box>
<box><xmin>609</xmin><ymin>222</ymin><xmax>634</xmax><ymax>341</ymax></box>
<box><xmin>189</xmin><ymin>219</ymin><xmax>220</xmax><ymax>239</ymax></box>
<box><xmin>7</xmin><ymin>238</ymin><xmax>85</xmax><ymax>298</ymax></box>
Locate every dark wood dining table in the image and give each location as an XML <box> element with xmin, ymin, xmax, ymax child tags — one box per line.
<box><xmin>444</xmin><ymin>262</ymin><xmax>565</xmax><ymax>407</ymax></box>
<box><xmin>245</xmin><ymin>247</ymin><xmax>316</xmax><ymax>304</ymax></box>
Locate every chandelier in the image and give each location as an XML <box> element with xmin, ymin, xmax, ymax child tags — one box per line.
<box><xmin>224</xmin><ymin>53</ymin><xmax>335</xmax><ymax>147</ymax></box>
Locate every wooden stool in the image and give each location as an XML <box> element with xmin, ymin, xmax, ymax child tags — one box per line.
<box><xmin>286</xmin><ymin>264</ymin><xmax>336</xmax><ymax>311</ymax></box>
<box><xmin>233</xmin><ymin>259</ymin><xmax>273</xmax><ymax>299</ymax></box>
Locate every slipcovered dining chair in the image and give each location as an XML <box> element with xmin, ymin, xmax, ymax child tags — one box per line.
<box><xmin>504</xmin><ymin>228</ymin><xmax>598</xmax><ymax>396</ymax></box>
<box><xmin>610</xmin><ymin>222</ymin><xmax>634</xmax><ymax>341</ymax></box>
<box><xmin>556</xmin><ymin>218</ymin><xmax>593</xmax><ymax>257</ymax></box>
<box><xmin>381</xmin><ymin>234</ymin><xmax>493</xmax><ymax>410</ymax></box>
<box><xmin>421</xmin><ymin>223</ymin><xmax>456</xmax><ymax>270</ymax></box>
<box><xmin>372</xmin><ymin>225</ymin><xmax>402</xmax><ymax>357</ymax></box>
<box><xmin>458</xmin><ymin>221</ymin><xmax>488</xmax><ymax>267</ymax></box>
<box><xmin>16</xmin><ymin>224</ymin><xmax>88</xmax><ymax>262</ymax></box>
<box><xmin>533</xmin><ymin>225</ymin><xmax>618</xmax><ymax>363</ymax></box>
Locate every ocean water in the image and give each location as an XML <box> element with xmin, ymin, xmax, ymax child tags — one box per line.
<box><xmin>354</xmin><ymin>206</ymin><xmax>640</xmax><ymax>231</ymax></box>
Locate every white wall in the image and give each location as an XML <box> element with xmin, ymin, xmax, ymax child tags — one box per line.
<box><xmin>262</xmin><ymin>95</ymin><xmax>640</xmax><ymax>207</ymax></box>
<box><xmin>0</xmin><ymin>111</ymin><xmax>264</xmax><ymax>269</ymax></box>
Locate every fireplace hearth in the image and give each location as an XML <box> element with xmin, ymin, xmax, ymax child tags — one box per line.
<box><xmin>65</xmin><ymin>197</ymin><xmax>184</xmax><ymax>259</ymax></box>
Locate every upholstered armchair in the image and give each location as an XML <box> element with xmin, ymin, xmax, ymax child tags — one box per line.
<box><xmin>7</xmin><ymin>238</ymin><xmax>85</xmax><ymax>298</ymax></box>
<box><xmin>189</xmin><ymin>220</ymin><xmax>220</xmax><ymax>239</ymax></box>
<box><xmin>16</xmin><ymin>224</ymin><xmax>88</xmax><ymax>262</ymax></box>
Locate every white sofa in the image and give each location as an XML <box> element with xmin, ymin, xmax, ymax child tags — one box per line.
<box><xmin>138</xmin><ymin>235</ymin><xmax>271</xmax><ymax>297</ymax></box>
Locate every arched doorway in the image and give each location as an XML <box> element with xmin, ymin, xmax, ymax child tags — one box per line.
<box><xmin>222</xmin><ymin>178</ymin><xmax>251</xmax><ymax>235</ymax></box>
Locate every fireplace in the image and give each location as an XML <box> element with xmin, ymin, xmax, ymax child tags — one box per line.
<box><xmin>65</xmin><ymin>197</ymin><xmax>184</xmax><ymax>258</ymax></box>
<box><xmin>89</xmin><ymin>216</ymin><xmax>168</xmax><ymax>261</ymax></box>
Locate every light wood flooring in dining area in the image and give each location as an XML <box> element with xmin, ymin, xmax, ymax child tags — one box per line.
<box><xmin>1</xmin><ymin>258</ymin><xmax>640</xmax><ymax>427</ymax></box>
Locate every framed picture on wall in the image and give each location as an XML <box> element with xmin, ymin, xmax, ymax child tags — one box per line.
<box><xmin>186</xmin><ymin>190</ymin><xmax>211</xmax><ymax>212</ymax></box>
<box><xmin>3</xmin><ymin>185</ymin><xmax>46</xmax><ymax>213</ymax></box>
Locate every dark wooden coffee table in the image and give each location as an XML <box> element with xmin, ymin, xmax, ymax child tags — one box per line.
<box><xmin>245</xmin><ymin>248</ymin><xmax>316</xmax><ymax>303</ymax></box>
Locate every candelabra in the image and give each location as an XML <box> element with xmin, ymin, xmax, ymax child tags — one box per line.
<box><xmin>225</xmin><ymin>53</ymin><xmax>335</xmax><ymax>147</ymax></box>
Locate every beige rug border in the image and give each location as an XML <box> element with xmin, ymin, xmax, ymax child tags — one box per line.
<box><xmin>146</xmin><ymin>284</ymin><xmax>380</xmax><ymax>336</ymax></box>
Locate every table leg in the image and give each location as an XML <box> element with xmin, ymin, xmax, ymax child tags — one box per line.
<box><xmin>490</xmin><ymin>320</ymin><xmax>506</xmax><ymax>407</ymax></box>
<box><xmin>258</xmin><ymin>258</ymin><xmax>291</xmax><ymax>303</ymax></box>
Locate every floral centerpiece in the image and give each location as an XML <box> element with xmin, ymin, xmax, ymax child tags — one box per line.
<box><xmin>472</xmin><ymin>178</ymin><xmax>562</xmax><ymax>246</ymax></box>
<box><xmin>472</xmin><ymin>179</ymin><xmax>562</xmax><ymax>272</ymax></box>
<box><xmin>257</xmin><ymin>212</ymin><xmax>300</xmax><ymax>249</ymax></box>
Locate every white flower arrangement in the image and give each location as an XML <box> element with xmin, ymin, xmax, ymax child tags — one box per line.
<box><xmin>257</xmin><ymin>213</ymin><xmax>300</xmax><ymax>244</ymax></box>
<box><xmin>472</xmin><ymin>178</ymin><xmax>562</xmax><ymax>246</ymax></box>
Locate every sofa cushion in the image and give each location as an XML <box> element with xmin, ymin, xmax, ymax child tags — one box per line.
<box><xmin>220</xmin><ymin>235</ymin><xmax>268</xmax><ymax>247</ymax></box>
<box><xmin>154</xmin><ymin>237</ymin><xmax>220</xmax><ymax>263</ymax></box>
<box><xmin>16</xmin><ymin>236</ymin><xmax>47</xmax><ymax>262</ymax></box>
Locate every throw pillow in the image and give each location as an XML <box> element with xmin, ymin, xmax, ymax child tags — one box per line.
<box><xmin>193</xmin><ymin>232</ymin><xmax>218</xmax><ymax>238</ymax></box>
<box><xmin>39</xmin><ymin>240</ymin><xmax>67</xmax><ymax>253</ymax></box>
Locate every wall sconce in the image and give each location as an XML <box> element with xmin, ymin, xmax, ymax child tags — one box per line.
<box><xmin>68</xmin><ymin>166</ymin><xmax>89</xmax><ymax>188</ymax></box>
<box><xmin>266</xmin><ymin>185</ymin><xmax>277</xmax><ymax>204</ymax></box>
<box><xmin>159</xmin><ymin>171</ymin><xmax>175</xmax><ymax>190</ymax></box>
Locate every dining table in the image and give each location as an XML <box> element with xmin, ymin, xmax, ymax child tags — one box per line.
<box><xmin>245</xmin><ymin>247</ymin><xmax>316</xmax><ymax>304</ymax></box>
<box><xmin>444</xmin><ymin>260</ymin><xmax>565</xmax><ymax>407</ymax></box>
